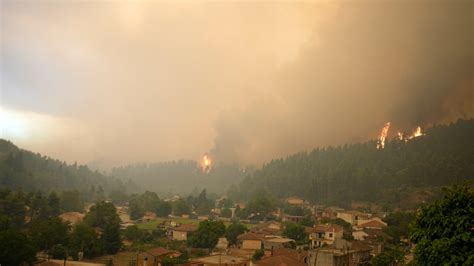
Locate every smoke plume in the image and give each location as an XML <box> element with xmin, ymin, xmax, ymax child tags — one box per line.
<box><xmin>210</xmin><ymin>0</ymin><xmax>473</xmax><ymax>165</ymax></box>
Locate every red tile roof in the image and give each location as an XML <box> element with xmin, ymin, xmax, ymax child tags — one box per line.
<box><xmin>173</xmin><ymin>223</ymin><xmax>198</xmax><ymax>232</ymax></box>
<box><xmin>237</xmin><ymin>232</ymin><xmax>265</xmax><ymax>241</ymax></box>
<box><xmin>255</xmin><ymin>255</ymin><xmax>307</xmax><ymax>266</ymax></box>
<box><xmin>146</xmin><ymin>247</ymin><xmax>180</xmax><ymax>257</ymax></box>
<box><xmin>272</xmin><ymin>248</ymin><xmax>308</xmax><ymax>261</ymax></box>
<box><xmin>358</xmin><ymin>220</ymin><xmax>386</xmax><ymax>229</ymax></box>
<box><xmin>310</xmin><ymin>224</ymin><xmax>343</xmax><ymax>233</ymax></box>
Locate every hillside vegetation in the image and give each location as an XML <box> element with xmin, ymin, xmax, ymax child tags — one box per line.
<box><xmin>0</xmin><ymin>139</ymin><xmax>134</xmax><ymax>194</ymax></box>
<box><xmin>111</xmin><ymin>161</ymin><xmax>247</xmax><ymax>196</ymax></box>
<box><xmin>235</xmin><ymin>119</ymin><xmax>474</xmax><ymax>209</ymax></box>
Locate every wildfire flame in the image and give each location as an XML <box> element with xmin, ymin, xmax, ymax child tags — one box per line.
<box><xmin>376</xmin><ymin>122</ymin><xmax>391</xmax><ymax>149</ymax></box>
<box><xmin>201</xmin><ymin>155</ymin><xmax>212</xmax><ymax>172</ymax></box>
<box><xmin>409</xmin><ymin>126</ymin><xmax>423</xmax><ymax>139</ymax></box>
<box><xmin>377</xmin><ymin>123</ymin><xmax>425</xmax><ymax>149</ymax></box>
<box><xmin>397</xmin><ymin>132</ymin><xmax>404</xmax><ymax>140</ymax></box>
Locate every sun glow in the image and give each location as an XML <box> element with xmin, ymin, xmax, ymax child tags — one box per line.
<box><xmin>0</xmin><ymin>107</ymin><xmax>30</xmax><ymax>139</ymax></box>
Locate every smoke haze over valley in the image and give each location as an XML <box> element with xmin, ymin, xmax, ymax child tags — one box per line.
<box><xmin>1</xmin><ymin>2</ymin><xmax>473</xmax><ymax>264</ymax></box>
<box><xmin>1</xmin><ymin>0</ymin><xmax>472</xmax><ymax>167</ymax></box>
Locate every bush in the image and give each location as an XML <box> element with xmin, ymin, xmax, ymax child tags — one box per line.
<box><xmin>50</xmin><ymin>244</ymin><xmax>67</xmax><ymax>259</ymax></box>
<box><xmin>252</xmin><ymin>249</ymin><xmax>264</xmax><ymax>261</ymax></box>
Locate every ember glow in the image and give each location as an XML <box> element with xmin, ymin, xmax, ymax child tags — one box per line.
<box><xmin>201</xmin><ymin>155</ymin><xmax>212</xmax><ymax>172</ymax></box>
<box><xmin>376</xmin><ymin>122</ymin><xmax>391</xmax><ymax>149</ymax></box>
<box><xmin>409</xmin><ymin>126</ymin><xmax>423</xmax><ymax>139</ymax></box>
<box><xmin>397</xmin><ymin>132</ymin><xmax>405</xmax><ymax>141</ymax></box>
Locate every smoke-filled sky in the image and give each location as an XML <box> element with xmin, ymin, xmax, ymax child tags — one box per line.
<box><xmin>1</xmin><ymin>0</ymin><xmax>472</xmax><ymax>167</ymax></box>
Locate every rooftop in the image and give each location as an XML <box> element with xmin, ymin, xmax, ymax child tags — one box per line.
<box><xmin>255</xmin><ymin>255</ymin><xmax>306</xmax><ymax>266</ymax></box>
<box><xmin>237</xmin><ymin>232</ymin><xmax>265</xmax><ymax>241</ymax></box>
<box><xmin>191</xmin><ymin>254</ymin><xmax>249</xmax><ymax>264</ymax></box>
<box><xmin>310</xmin><ymin>224</ymin><xmax>344</xmax><ymax>233</ymax></box>
<box><xmin>145</xmin><ymin>247</ymin><xmax>180</xmax><ymax>257</ymax></box>
<box><xmin>173</xmin><ymin>223</ymin><xmax>198</xmax><ymax>232</ymax></box>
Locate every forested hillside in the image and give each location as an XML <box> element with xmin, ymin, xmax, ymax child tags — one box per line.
<box><xmin>0</xmin><ymin>139</ymin><xmax>135</xmax><ymax>194</ymax></box>
<box><xmin>111</xmin><ymin>161</ymin><xmax>248</xmax><ymax>197</ymax></box>
<box><xmin>235</xmin><ymin>119</ymin><xmax>474</xmax><ymax>208</ymax></box>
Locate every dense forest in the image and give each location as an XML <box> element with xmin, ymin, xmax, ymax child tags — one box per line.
<box><xmin>0</xmin><ymin>139</ymin><xmax>137</xmax><ymax>196</ymax></box>
<box><xmin>111</xmin><ymin>161</ymin><xmax>248</xmax><ymax>196</ymax></box>
<box><xmin>234</xmin><ymin>119</ymin><xmax>474</xmax><ymax>208</ymax></box>
<box><xmin>1</xmin><ymin>119</ymin><xmax>472</xmax><ymax>207</ymax></box>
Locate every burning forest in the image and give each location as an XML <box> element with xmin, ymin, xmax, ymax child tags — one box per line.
<box><xmin>377</xmin><ymin>122</ymin><xmax>425</xmax><ymax>149</ymax></box>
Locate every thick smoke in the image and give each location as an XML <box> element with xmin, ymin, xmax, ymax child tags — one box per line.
<box><xmin>2</xmin><ymin>1</ymin><xmax>472</xmax><ymax>167</ymax></box>
<box><xmin>211</xmin><ymin>1</ymin><xmax>473</xmax><ymax>165</ymax></box>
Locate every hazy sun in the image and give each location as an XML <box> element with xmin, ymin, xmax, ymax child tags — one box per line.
<box><xmin>0</xmin><ymin>107</ymin><xmax>29</xmax><ymax>139</ymax></box>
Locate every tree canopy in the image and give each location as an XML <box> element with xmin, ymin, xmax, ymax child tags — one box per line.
<box><xmin>409</xmin><ymin>184</ymin><xmax>474</xmax><ymax>264</ymax></box>
<box><xmin>236</xmin><ymin>119</ymin><xmax>474</xmax><ymax>208</ymax></box>
<box><xmin>188</xmin><ymin>220</ymin><xmax>226</xmax><ymax>249</ymax></box>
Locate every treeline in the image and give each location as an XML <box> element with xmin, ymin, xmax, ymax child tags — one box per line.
<box><xmin>0</xmin><ymin>189</ymin><xmax>122</xmax><ymax>264</ymax></box>
<box><xmin>111</xmin><ymin>161</ymin><xmax>248</xmax><ymax>196</ymax></box>
<box><xmin>0</xmin><ymin>139</ymin><xmax>138</xmax><ymax>197</ymax></box>
<box><xmin>234</xmin><ymin>119</ymin><xmax>474</xmax><ymax>208</ymax></box>
<box><xmin>128</xmin><ymin>189</ymin><xmax>231</xmax><ymax>220</ymax></box>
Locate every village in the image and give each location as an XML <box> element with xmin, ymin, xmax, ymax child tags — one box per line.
<box><xmin>55</xmin><ymin>195</ymin><xmax>411</xmax><ymax>266</ymax></box>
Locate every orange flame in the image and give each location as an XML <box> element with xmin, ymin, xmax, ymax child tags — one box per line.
<box><xmin>376</xmin><ymin>122</ymin><xmax>391</xmax><ymax>149</ymax></box>
<box><xmin>397</xmin><ymin>132</ymin><xmax>404</xmax><ymax>140</ymax></box>
<box><xmin>201</xmin><ymin>155</ymin><xmax>212</xmax><ymax>172</ymax></box>
<box><xmin>408</xmin><ymin>126</ymin><xmax>423</xmax><ymax>140</ymax></box>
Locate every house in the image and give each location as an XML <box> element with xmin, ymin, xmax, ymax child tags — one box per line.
<box><xmin>227</xmin><ymin>248</ymin><xmax>256</xmax><ymax>260</ymax></box>
<box><xmin>286</xmin><ymin>197</ymin><xmax>305</xmax><ymax>206</ymax></box>
<box><xmin>352</xmin><ymin>230</ymin><xmax>369</xmax><ymax>241</ymax></box>
<box><xmin>59</xmin><ymin>212</ymin><xmax>84</xmax><ymax>225</ymax></box>
<box><xmin>271</xmin><ymin>248</ymin><xmax>308</xmax><ymax>263</ymax></box>
<box><xmin>142</xmin><ymin>247</ymin><xmax>181</xmax><ymax>265</ymax></box>
<box><xmin>237</xmin><ymin>232</ymin><xmax>265</xmax><ymax>250</ymax></box>
<box><xmin>308</xmin><ymin>239</ymin><xmax>371</xmax><ymax>266</ymax></box>
<box><xmin>319</xmin><ymin>207</ymin><xmax>342</xmax><ymax>219</ymax></box>
<box><xmin>263</xmin><ymin>236</ymin><xmax>295</xmax><ymax>250</ymax></box>
<box><xmin>364</xmin><ymin>228</ymin><xmax>391</xmax><ymax>241</ymax></box>
<box><xmin>254</xmin><ymin>255</ymin><xmax>307</xmax><ymax>266</ymax></box>
<box><xmin>142</xmin><ymin>211</ymin><xmax>157</xmax><ymax>222</ymax></box>
<box><xmin>251</xmin><ymin>221</ymin><xmax>282</xmax><ymax>236</ymax></box>
<box><xmin>308</xmin><ymin>224</ymin><xmax>344</xmax><ymax>248</ymax></box>
<box><xmin>310</xmin><ymin>248</ymin><xmax>351</xmax><ymax>266</ymax></box>
<box><xmin>356</xmin><ymin>219</ymin><xmax>387</xmax><ymax>230</ymax></box>
<box><xmin>190</xmin><ymin>254</ymin><xmax>250</xmax><ymax>266</ymax></box>
<box><xmin>333</xmin><ymin>239</ymin><xmax>371</xmax><ymax>264</ymax></box>
<box><xmin>362</xmin><ymin>239</ymin><xmax>384</xmax><ymax>256</ymax></box>
<box><xmin>336</xmin><ymin>210</ymin><xmax>370</xmax><ymax>225</ymax></box>
<box><xmin>171</xmin><ymin>224</ymin><xmax>198</xmax><ymax>241</ymax></box>
<box><xmin>198</xmin><ymin>215</ymin><xmax>209</xmax><ymax>220</ymax></box>
<box><xmin>281</xmin><ymin>214</ymin><xmax>304</xmax><ymax>223</ymax></box>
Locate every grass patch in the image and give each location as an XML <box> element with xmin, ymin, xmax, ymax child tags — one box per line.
<box><xmin>136</xmin><ymin>218</ymin><xmax>256</xmax><ymax>230</ymax></box>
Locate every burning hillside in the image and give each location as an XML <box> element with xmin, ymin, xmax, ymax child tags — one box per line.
<box><xmin>377</xmin><ymin>122</ymin><xmax>425</xmax><ymax>149</ymax></box>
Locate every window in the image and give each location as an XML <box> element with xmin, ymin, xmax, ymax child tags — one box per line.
<box><xmin>329</xmin><ymin>233</ymin><xmax>333</xmax><ymax>237</ymax></box>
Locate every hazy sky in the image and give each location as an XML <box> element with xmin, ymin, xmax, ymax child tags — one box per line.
<box><xmin>1</xmin><ymin>0</ymin><xmax>472</xmax><ymax>167</ymax></box>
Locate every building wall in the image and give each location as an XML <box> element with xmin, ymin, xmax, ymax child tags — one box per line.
<box><xmin>172</xmin><ymin>230</ymin><xmax>188</xmax><ymax>241</ymax></box>
<box><xmin>315</xmin><ymin>252</ymin><xmax>351</xmax><ymax>266</ymax></box>
<box><xmin>352</xmin><ymin>231</ymin><xmax>368</xmax><ymax>241</ymax></box>
<box><xmin>242</xmin><ymin>240</ymin><xmax>262</xmax><ymax>250</ymax></box>
<box><xmin>336</xmin><ymin>212</ymin><xmax>353</xmax><ymax>224</ymax></box>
